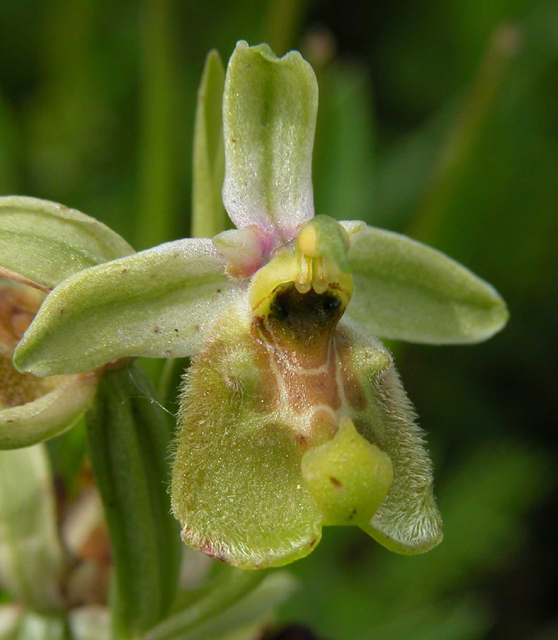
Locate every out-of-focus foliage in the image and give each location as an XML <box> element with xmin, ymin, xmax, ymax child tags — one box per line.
<box><xmin>0</xmin><ymin>0</ymin><xmax>556</xmax><ymax>638</ymax></box>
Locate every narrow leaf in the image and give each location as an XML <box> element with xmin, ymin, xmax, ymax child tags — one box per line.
<box><xmin>86</xmin><ymin>366</ymin><xmax>180</xmax><ymax>636</ymax></box>
<box><xmin>182</xmin><ymin>572</ymin><xmax>298</xmax><ymax>640</ymax></box>
<box><xmin>0</xmin><ymin>196</ymin><xmax>133</xmax><ymax>289</ymax></box>
<box><xmin>144</xmin><ymin>568</ymin><xmax>267</xmax><ymax>640</ymax></box>
<box><xmin>0</xmin><ymin>445</ymin><xmax>65</xmax><ymax>611</ymax></box>
<box><xmin>222</xmin><ymin>41</ymin><xmax>318</xmax><ymax>245</ymax></box>
<box><xmin>345</xmin><ymin>224</ymin><xmax>509</xmax><ymax>344</ymax></box>
<box><xmin>192</xmin><ymin>50</ymin><xmax>227</xmax><ymax>239</ymax></box>
<box><xmin>14</xmin><ymin>239</ymin><xmax>242</xmax><ymax>376</ymax></box>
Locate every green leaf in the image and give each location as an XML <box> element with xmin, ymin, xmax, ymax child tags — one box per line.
<box><xmin>345</xmin><ymin>224</ymin><xmax>509</xmax><ymax>344</ymax></box>
<box><xmin>0</xmin><ymin>197</ymin><xmax>134</xmax><ymax>289</ymax></box>
<box><xmin>222</xmin><ymin>41</ymin><xmax>318</xmax><ymax>244</ymax></box>
<box><xmin>86</xmin><ymin>366</ymin><xmax>181</xmax><ymax>637</ymax></box>
<box><xmin>0</xmin><ymin>374</ymin><xmax>97</xmax><ymax>450</ymax></box>
<box><xmin>192</xmin><ymin>50</ymin><xmax>227</xmax><ymax>239</ymax></box>
<box><xmin>14</xmin><ymin>239</ymin><xmax>242</xmax><ymax>376</ymax></box>
<box><xmin>0</xmin><ymin>445</ymin><xmax>65</xmax><ymax>612</ymax></box>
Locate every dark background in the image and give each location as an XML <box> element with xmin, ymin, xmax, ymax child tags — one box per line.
<box><xmin>1</xmin><ymin>1</ymin><xmax>557</xmax><ymax>638</ymax></box>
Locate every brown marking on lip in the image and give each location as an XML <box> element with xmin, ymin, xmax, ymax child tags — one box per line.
<box><xmin>310</xmin><ymin>409</ymin><xmax>338</xmax><ymax>444</ymax></box>
<box><xmin>330</xmin><ymin>476</ymin><xmax>343</xmax><ymax>489</ymax></box>
<box><xmin>337</xmin><ymin>331</ymin><xmax>369</xmax><ymax>411</ymax></box>
<box><xmin>252</xmin><ymin>307</ymin><xmax>342</xmax><ymax>415</ymax></box>
<box><xmin>348</xmin><ymin>508</ymin><xmax>357</xmax><ymax>521</ymax></box>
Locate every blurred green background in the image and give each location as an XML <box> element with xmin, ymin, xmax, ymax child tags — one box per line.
<box><xmin>1</xmin><ymin>0</ymin><xmax>557</xmax><ymax>638</ymax></box>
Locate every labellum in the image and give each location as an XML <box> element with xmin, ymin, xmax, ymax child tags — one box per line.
<box><xmin>171</xmin><ymin>217</ymin><xmax>441</xmax><ymax>569</ymax></box>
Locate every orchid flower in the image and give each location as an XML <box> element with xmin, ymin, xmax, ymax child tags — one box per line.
<box><xmin>0</xmin><ymin>42</ymin><xmax>508</xmax><ymax>571</ymax></box>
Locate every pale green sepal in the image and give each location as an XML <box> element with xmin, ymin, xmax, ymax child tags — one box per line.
<box><xmin>172</xmin><ymin>306</ymin><xmax>322</xmax><ymax>570</ymax></box>
<box><xmin>301</xmin><ymin>417</ymin><xmax>393</xmax><ymax>526</ymax></box>
<box><xmin>0</xmin><ymin>374</ymin><xmax>97</xmax><ymax>449</ymax></box>
<box><xmin>0</xmin><ymin>196</ymin><xmax>134</xmax><ymax>289</ymax></box>
<box><xmin>192</xmin><ymin>50</ymin><xmax>227</xmax><ymax>239</ymax></box>
<box><xmin>222</xmin><ymin>41</ymin><xmax>318</xmax><ymax>244</ymax></box>
<box><xmin>346</xmin><ymin>225</ymin><xmax>509</xmax><ymax>344</ymax></box>
<box><xmin>0</xmin><ymin>445</ymin><xmax>65</xmax><ymax>611</ymax></box>
<box><xmin>15</xmin><ymin>239</ymin><xmax>243</xmax><ymax>376</ymax></box>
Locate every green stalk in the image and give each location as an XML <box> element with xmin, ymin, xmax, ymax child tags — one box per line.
<box><xmin>86</xmin><ymin>365</ymin><xmax>181</xmax><ymax>638</ymax></box>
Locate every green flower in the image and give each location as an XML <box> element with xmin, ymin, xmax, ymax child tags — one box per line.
<box><xmin>1</xmin><ymin>41</ymin><xmax>508</xmax><ymax>569</ymax></box>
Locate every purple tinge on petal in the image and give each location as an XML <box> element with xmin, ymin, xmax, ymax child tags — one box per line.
<box><xmin>212</xmin><ymin>225</ymin><xmax>280</xmax><ymax>278</ymax></box>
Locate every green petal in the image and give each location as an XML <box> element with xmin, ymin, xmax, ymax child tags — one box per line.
<box><xmin>14</xmin><ymin>239</ymin><xmax>242</xmax><ymax>376</ymax></box>
<box><xmin>0</xmin><ymin>196</ymin><xmax>134</xmax><ymax>289</ymax></box>
<box><xmin>0</xmin><ymin>374</ymin><xmax>97</xmax><ymax>449</ymax></box>
<box><xmin>345</xmin><ymin>225</ymin><xmax>508</xmax><ymax>344</ymax></box>
<box><xmin>338</xmin><ymin>321</ymin><xmax>442</xmax><ymax>553</ymax></box>
<box><xmin>0</xmin><ymin>444</ymin><xmax>65</xmax><ymax>610</ymax></box>
<box><xmin>192</xmin><ymin>50</ymin><xmax>227</xmax><ymax>239</ymax></box>
<box><xmin>171</xmin><ymin>307</ymin><xmax>322</xmax><ymax>569</ymax></box>
<box><xmin>222</xmin><ymin>41</ymin><xmax>318</xmax><ymax>244</ymax></box>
